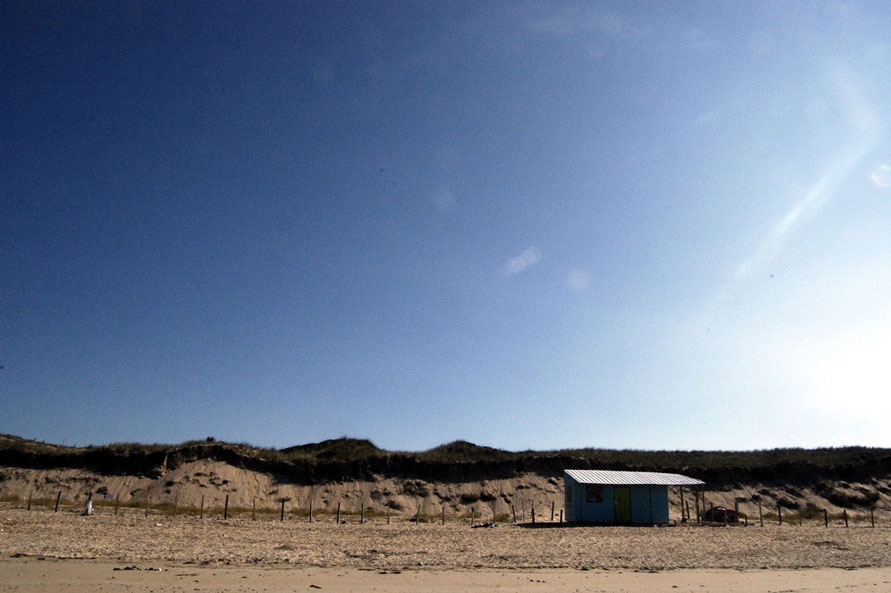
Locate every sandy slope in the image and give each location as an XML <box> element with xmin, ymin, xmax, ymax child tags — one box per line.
<box><xmin>2</xmin><ymin>461</ymin><xmax>889</xmax><ymax>522</ymax></box>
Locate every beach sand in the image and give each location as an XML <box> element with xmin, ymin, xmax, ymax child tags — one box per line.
<box><xmin>2</xmin><ymin>559</ymin><xmax>890</xmax><ymax>593</ymax></box>
<box><xmin>2</xmin><ymin>506</ymin><xmax>889</xmax><ymax>591</ymax></box>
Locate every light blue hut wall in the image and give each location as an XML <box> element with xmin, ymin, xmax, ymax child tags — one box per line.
<box><xmin>582</xmin><ymin>485</ymin><xmax>615</xmax><ymax>522</ymax></box>
<box><xmin>565</xmin><ymin>475</ymin><xmax>616</xmax><ymax>522</ymax></box>
<box><xmin>630</xmin><ymin>486</ymin><xmax>650</xmax><ymax>522</ymax></box>
<box><xmin>563</xmin><ymin>473</ymin><xmax>577</xmax><ymax>522</ymax></box>
<box><xmin>629</xmin><ymin>485</ymin><xmax>670</xmax><ymax>523</ymax></box>
<box><xmin>651</xmin><ymin>486</ymin><xmax>669</xmax><ymax>522</ymax></box>
<box><xmin>563</xmin><ymin>472</ymin><xmax>616</xmax><ymax>522</ymax></box>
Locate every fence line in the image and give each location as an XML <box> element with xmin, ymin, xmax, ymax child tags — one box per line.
<box><xmin>0</xmin><ymin>491</ymin><xmax>884</xmax><ymax>528</ymax></box>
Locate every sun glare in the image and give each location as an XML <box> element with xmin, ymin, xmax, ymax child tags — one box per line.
<box><xmin>870</xmin><ymin>164</ymin><xmax>891</xmax><ymax>188</ymax></box>
<box><xmin>813</xmin><ymin>328</ymin><xmax>891</xmax><ymax>417</ymax></box>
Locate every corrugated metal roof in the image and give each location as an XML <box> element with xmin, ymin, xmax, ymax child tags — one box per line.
<box><xmin>564</xmin><ymin>469</ymin><xmax>704</xmax><ymax>486</ymax></box>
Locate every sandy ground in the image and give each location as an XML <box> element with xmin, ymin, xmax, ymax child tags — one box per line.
<box><xmin>1</xmin><ymin>558</ymin><xmax>890</xmax><ymax>593</ymax></box>
<box><xmin>2</xmin><ymin>505</ymin><xmax>890</xmax><ymax>570</ymax></box>
<box><xmin>2</xmin><ymin>505</ymin><xmax>890</xmax><ymax>592</ymax></box>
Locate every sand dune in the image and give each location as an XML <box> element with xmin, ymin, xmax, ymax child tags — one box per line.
<box><xmin>2</xmin><ymin>460</ymin><xmax>888</xmax><ymax>522</ymax></box>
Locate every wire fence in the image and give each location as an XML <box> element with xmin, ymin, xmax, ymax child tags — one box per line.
<box><xmin>1</xmin><ymin>485</ymin><xmax>884</xmax><ymax>528</ymax></box>
<box><xmin>0</xmin><ymin>489</ymin><xmax>571</xmax><ymax>526</ymax></box>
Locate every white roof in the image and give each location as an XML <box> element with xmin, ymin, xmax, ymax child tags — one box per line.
<box><xmin>564</xmin><ymin>469</ymin><xmax>704</xmax><ymax>486</ymax></box>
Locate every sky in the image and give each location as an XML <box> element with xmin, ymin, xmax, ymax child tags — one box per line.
<box><xmin>2</xmin><ymin>1</ymin><xmax>890</xmax><ymax>452</ymax></box>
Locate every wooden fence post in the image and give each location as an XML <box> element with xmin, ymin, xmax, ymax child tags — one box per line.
<box><xmin>759</xmin><ymin>501</ymin><xmax>763</xmax><ymax>526</ymax></box>
<box><xmin>252</xmin><ymin>498</ymin><xmax>256</xmax><ymax>521</ymax></box>
<box><xmin>360</xmin><ymin>502</ymin><xmax>365</xmax><ymax>524</ymax></box>
<box><xmin>386</xmin><ymin>505</ymin><xmax>390</xmax><ymax>525</ymax></box>
<box><xmin>824</xmin><ymin>508</ymin><xmax>828</xmax><ymax>527</ymax></box>
<box><xmin>471</xmin><ymin>506</ymin><xmax>475</xmax><ymax>526</ymax></box>
<box><xmin>778</xmin><ymin>505</ymin><xmax>782</xmax><ymax>525</ymax></box>
<box><xmin>200</xmin><ymin>495</ymin><xmax>204</xmax><ymax>519</ymax></box>
<box><xmin>27</xmin><ymin>491</ymin><xmax>32</xmax><ymax>511</ymax></box>
<box><xmin>281</xmin><ymin>500</ymin><xmax>286</xmax><ymax>522</ymax></box>
<box><xmin>560</xmin><ymin>509</ymin><xmax>563</xmax><ymax>523</ymax></box>
<box><xmin>55</xmin><ymin>491</ymin><xmax>62</xmax><ymax>513</ymax></box>
<box><xmin>511</xmin><ymin>505</ymin><xmax>516</xmax><ymax>523</ymax></box>
<box><xmin>224</xmin><ymin>495</ymin><xmax>229</xmax><ymax>520</ymax></box>
<box><xmin>843</xmin><ymin>509</ymin><xmax>848</xmax><ymax>528</ymax></box>
<box><xmin>310</xmin><ymin>487</ymin><xmax>315</xmax><ymax>523</ymax></box>
<box><xmin>442</xmin><ymin>505</ymin><xmax>445</xmax><ymax>525</ymax></box>
<box><xmin>145</xmin><ymin>495</ymin><xmax>149</xmax><ymax>517</ymax></box>
<box><xmin>680</xmin><ymin>488</ymin><xmax>685</xmax><ymax>521</ymax></box>
<box><xmin>551</xmin><ymin>501</ymin><xmax>555</xmax><ymax>522</ymax></box>
<box><xmin>871</xmin><ymin>508</ymin><xmax>875</xmax><ymax>527</ymax></box>
<box><xmin>114</xmin><ymin>493</ymin><xmax>120</xmax><ymax>516</ymax></box>
<box><xmin>336</xmin><ymin>501</ymin><xmax>341</xmax><ymax>524</ymax></box>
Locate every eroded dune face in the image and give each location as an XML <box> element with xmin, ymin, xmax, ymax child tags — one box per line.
<box><xmin>1</xmin><ymin>461</ymin><xmax>888</xmax><ymax>523</ymax></box>
<box><xmin>1</xmin><ymin>461</ymin><xmax>561</xmax><ymax>518</ymax></box>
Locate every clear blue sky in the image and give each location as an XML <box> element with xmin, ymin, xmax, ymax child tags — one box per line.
<box><xmin>3</xmin><ymin>2</ymin><xmax>890</xmax><ymax>451</ymax></box>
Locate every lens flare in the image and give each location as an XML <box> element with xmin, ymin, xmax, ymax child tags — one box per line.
<box><xmin>870</xmin><ymin>164</ymin><xmax>890</xmax><ymax>188</ymax></box>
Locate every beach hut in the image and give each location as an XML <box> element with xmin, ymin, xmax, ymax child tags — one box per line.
<box><xmin>564</xmin><ymin>469</ymin><xmax>704</xmax><ymax>524</ymax></box>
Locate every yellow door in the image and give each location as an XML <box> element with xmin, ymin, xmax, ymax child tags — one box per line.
<box><xmin>614</xmin><ymin>487</ymin><xmax>631</xmax><ymax>522</ymax></box>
